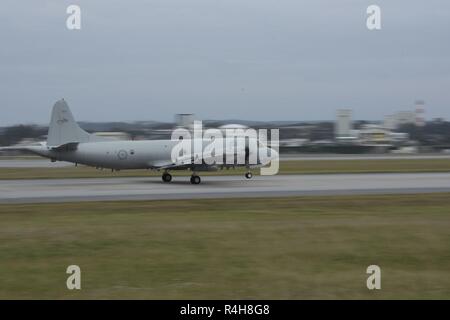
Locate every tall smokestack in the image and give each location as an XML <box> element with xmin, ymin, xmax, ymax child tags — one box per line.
<box><xmin>415</xmin><ymin>100</ymin><xmax>425</xmax><ymax>127</ymax></box>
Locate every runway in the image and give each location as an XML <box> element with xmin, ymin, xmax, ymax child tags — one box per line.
<box><xmin>0</xmin><ymin>159</ymin><xmax>71</xmax><ymax>168</ymax></box>
<box><xmin>1</xmin><ymin>153</ymin><xmax>450</xmax><ymax>167</ymax></box>
<box><xmin>1</xmin><ymin>173</ymin><xmax>450</xmax><ymax>204</ymax></box>
<box><xmin>0</xmin><ymin>153</ymin><xmax>450</xmax><ymax>168</ymax></box>
<box><xmin>280</xmin><ymin>153</ymin><xmax>450</xmax><ymax>160</ymax></box>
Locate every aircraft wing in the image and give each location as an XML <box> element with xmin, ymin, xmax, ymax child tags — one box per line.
<box><xmin>149</xmin><ymin>154</ymin><xmax>201</xmax><ymax>170</ymax></box>
<box><xmin>150</xmin><ymin>149</ymin><xmax>244</xmax><ymax>170</ymax></box>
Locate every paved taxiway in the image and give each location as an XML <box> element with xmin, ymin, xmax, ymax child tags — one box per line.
<box><xmin>1</xmin><ymin>173</ymin><xmax>450</xmax><ymax>203</ymax></box>
<box><xmin>1</xmin><ymin>154</ymin><xmax>450</xmax><ymax>167</ymax></box>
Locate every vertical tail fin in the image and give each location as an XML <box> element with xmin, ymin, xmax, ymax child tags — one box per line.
<box><xmin>47</xmin><ymin>99</ymin><xmax>102</xmax><ymax>147</ymax></box>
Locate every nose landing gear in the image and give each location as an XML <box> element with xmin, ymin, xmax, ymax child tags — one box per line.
<box><xmin>245</xmin><ymin>172</ymin><xmax>253</xmax><ymax>179</ymax></box>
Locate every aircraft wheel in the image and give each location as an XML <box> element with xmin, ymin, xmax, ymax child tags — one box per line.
<box><xmin>245</xmin><ymin>172</ymin><xmax>253</xmax><ymax>179</ymax></box>
<box><xmin>190</xmin><ymin>175</ymin><xmax>201</xmax><ymax>184</ymax></box>
<box><xmin>162</xmin><ymin>172</ymin><xmax>172</xmax><ymax>182</ymax></box>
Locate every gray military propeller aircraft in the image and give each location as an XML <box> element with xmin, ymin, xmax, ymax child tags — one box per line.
<box><xmin>0</xmin><ymin>100</ymin><xmax>277</xmax><ymax>184</ymax></box>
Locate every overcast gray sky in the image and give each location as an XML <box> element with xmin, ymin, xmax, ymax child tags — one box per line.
<box><xmin>0</xmin><ymin>0</ymin><xmax>449</xmax><ymax>125</ymax></box>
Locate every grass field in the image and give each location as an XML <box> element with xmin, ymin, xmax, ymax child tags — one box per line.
<box><xmin>1</xmin><ymin>158</ymin><xmax>450</xmax><ymax>179</ymax></box>
<box><xmin>0</xmin><ymin>193</ymin><xmax>449</xmax><ymax>299</ymax></box>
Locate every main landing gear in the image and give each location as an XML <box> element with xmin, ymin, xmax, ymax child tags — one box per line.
<box><xmin>162</xmin><ymin>171</ymin><xmax>251</xmax><ymax>184</ymax></box>
<box><xmin>161</xmin><ymin>172</ymin><xmax>201</xmax><ymax>184</ymax></box>
<box><xmin>162</xmin><ymin>172</ymin><xmax>172</xmax><ymax>183</ymax></box>
<box><xmin>190</xmin><ymin>175</ymin><xmax>201</xmax><ymax>185</ymax></box>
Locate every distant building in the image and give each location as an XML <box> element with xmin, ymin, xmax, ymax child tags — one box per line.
<box><xmin>219</xmin><ymin>124</ymin><xmax>251</xmax><ymax>139</ymax></box>
<box><xmin>384</xmin><ymin>111</ymin><xmax>416</xmax><ymax>130</ymax></box>
<box><xmin>354</xmin><ymin>124</ymin><xmax>409</xmax><ymax>146</ymax></box>
<box><xmin>385</xmin><ymin>101</ymin><xmax>425</xmax><ymax>130</ymax></box>
<box><xmin>219</xmin><ymin>124</ymin><xmax>249</xmax><ymax>131</ymax></box>
<box><xmin>335</xmin><ymin>109</ymin><xmax>352</xmax><ymax>138</ymax></box>
<box><xmin>395</xmin><ymin>111</ymin><xmax>416</xmax><ymax>126</ymax></box>
<box><xmin>383</xmin><ymin>114</ymin><xmax>397</xmax><ymax>130</ymax></box>
<box><xmin>94</xmin><ymin>132</ymin><xmax>130</xmax><ymax>141</ymax></box>
<box><xmin>175</xmin><ymin>114</ymin><xmax>195</xmax><ymax>130</ymax></box>
<box><xmin>431</xmin><ymin>117</ymin><xmax>445</xmax><ymax>124</ymax></box>
<box><xmin>279</xmin><ymin>138</ymin><xmax>308</xmax><ymax>147</ymax></box>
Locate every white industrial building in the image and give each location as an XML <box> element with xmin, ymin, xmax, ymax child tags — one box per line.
<box><xmin>175</xmin><ymin>113</ymin><xmax>195</xmax><ymax>130</ymax></box>
<box><xmin>334</xmin><ymin>108</ymin><xmax>409</xmax><ymax>146</ymax></box>
<box><xmin>384</xmin><ymin>101</ymin><xmax>426</xmax><ymax>130</ymax></box>
<box><xmin>356</xmin><ymin>124</ymin><xmax>409</xmax><ymax>145</ymax></box>
<box><xmin>384</xmin><ymin>111</ymin><xmax>417</xmax><ymax>130</ymax></box>
<box><xmin>335</xmin><ymin>109</ymin><xmax>352</xmax><ymax>138</ymax></box>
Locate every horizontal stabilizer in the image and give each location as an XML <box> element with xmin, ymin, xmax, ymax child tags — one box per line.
<box><xmin>50</xmin><ymin>142</ymin><xmax>79</xmax><ymax>151</ymax></box>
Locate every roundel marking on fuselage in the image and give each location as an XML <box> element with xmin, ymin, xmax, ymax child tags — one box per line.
<box><xmin>117</xmin><ymin>150</ymin><xmax>128</xmax><ymax>160</ymax></box>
